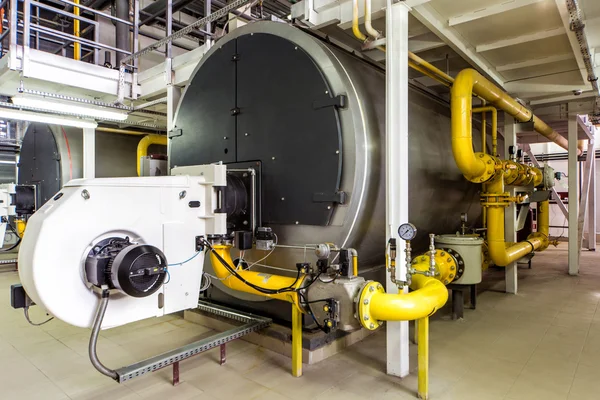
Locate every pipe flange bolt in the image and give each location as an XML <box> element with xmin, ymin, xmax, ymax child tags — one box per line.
<box><xmin>357</xmin><ymin>281</ymin><xmax>385</xmax><ymax>331</ymax></box>
<box><xmin>464</xmin><ymin>153</ymin><xmax>497</xmax><ymax>183</ymax></box>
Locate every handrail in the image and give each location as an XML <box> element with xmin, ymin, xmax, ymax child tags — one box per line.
<box><xmin>31</xmin><ymin>24</ymin><xmax>131</xmax><ymax>55</ymax></box>
<box><xmin>56</xmin><ymin>0</ymin><xmax>133</xmax><ymax>26</ymax></box>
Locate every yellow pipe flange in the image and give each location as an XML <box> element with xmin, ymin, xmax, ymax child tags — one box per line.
<box><xmin>357</xmin><ymin>281</ymin><xmax>385</xmax><ymax>331</ymax></box>
<box><xmin>411</xmin><ymin>251</ymin><xmax>458</xmax><ymax>285</ymax></box>
<box><xmin>462</xmin><ymin>153</ymin><xmax>498</xmax><ymax>183</ymax></box>
<box><xmin>527</xmin><ymin>232</ymin><xmax>550</xmax><ymax>252</ymax></box>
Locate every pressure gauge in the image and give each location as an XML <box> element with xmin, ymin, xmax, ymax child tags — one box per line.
<box><xmin>398</xmin><ymin>223</ymin><xmax>417</xmax><ymax>241</ymax></box>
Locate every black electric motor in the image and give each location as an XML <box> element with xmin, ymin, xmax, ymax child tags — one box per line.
<box><xmin>85</xmin><ymin>237</ymin><xmax>167</xmax><ymax>297</ymax></box>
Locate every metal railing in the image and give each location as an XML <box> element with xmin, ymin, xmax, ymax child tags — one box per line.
<box><xmin>1</xmin><ymin>0</ymin><xmax>136</xmax><ymax>65</ymax></box>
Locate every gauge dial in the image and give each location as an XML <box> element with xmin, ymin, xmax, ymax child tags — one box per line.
<box><xmin>398</xmin><ymin>223</ymin><xmax>417</xmax><ymax>241</ymax></box>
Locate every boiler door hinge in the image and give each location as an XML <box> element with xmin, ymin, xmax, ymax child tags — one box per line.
<box><xmin>168</xmin><ymin>128</ymin><xmax>182</xmax><ymax>139</ymax></box>
<box><xmin>313</xmin><ymin>191</ymin><xmax>346</xmax><ymax>204</ymax></box>
<box><xmin>313</xmin><ymin>94</ymin><xmax>347</xmax><ymax>110</ymax></box>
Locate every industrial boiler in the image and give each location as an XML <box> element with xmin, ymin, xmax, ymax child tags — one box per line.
<box><xmin>169</xmin><ymin>21</ymin><xmax>483</xmax><ymax>313</ymax></box>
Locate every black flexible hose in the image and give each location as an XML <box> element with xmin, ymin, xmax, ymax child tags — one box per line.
<box><xmin>89</xmin><ymin>289</ymin><xmax>118</xmax><ymax>380</ymax></box>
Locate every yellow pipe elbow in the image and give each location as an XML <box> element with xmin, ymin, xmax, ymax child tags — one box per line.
<box><xmin>358</xmin><ymin>277</ymin><xmax>448</xmax><ymax>330</ymax></box>
<box><xmin>208</xmin><ymin>245</ymin><xmax>305</xmax><ymax>310</ymax></box>
<box><xmin>451</xmin><ymin>70</ymin><xmax>495</xmax><ymax>182</ymax></box>
<box><xmin>358</xmin><ymin>252</ymin><xmax>455</xmax><ymax>330</ymax></box>
<box><xmin>352</xmin><ymin>0</ymin><xmax>367</xmax><ymax>41</ymax></box>
<box><xmin>454</xmin><ymin>68</ymin><xmax>573</xmax><ymax>154</ymax></box>
<box><xmin>364</xmin><ymin>0</ymin><xmax>379</xmax><ymax>39</ymax></box>
<box><xmin>487</xmin><ymin>207</ymin><xmax>544</xmax><ymax>266</ymax></box>
<box><xmin>137</xmin><ymin>134</ymin><xmax>167</xmax><ymax>176</ymax></box>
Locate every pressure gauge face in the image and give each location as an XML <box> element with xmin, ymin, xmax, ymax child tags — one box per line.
<box><xmin>398</xmin><ymin>223</ymin><xmax>417</xmax><ymax>241</ymax></box>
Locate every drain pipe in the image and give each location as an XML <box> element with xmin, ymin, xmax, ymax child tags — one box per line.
<box><xmin>115</xmin><ymin>0</ymin><xmax>130</xmax><ymax>65</ymax></box>
<box><xmin>566</xmin><ymin>0</ymin><xmax>599</xmax><ymax>95</ymax></box>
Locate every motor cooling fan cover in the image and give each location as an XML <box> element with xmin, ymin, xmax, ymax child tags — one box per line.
<box><xmin>110</xmin><ymin>244</ymin><xmax>167</xmax><ymax>298</ymax></box>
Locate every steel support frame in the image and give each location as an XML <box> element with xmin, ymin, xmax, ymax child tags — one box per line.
<box><xmin>116</xmin><ymin>301</ymin><xmax>271</xmax><ymax>383</ymax></box>
<box><xmin>504</xmin><ymin>115</ymin><xmax>517</xmax><ymax>293</ymax></box>
<box><xmin>578</xmin><ymin>139</ymin><xmax>595</xmax><ymax>251</ymax></box>
<box><xmin>568</xmin><ymin>113</ymin><xmax>579</xmax><ymax>275</ymax></box>
<box><xmin>523</xmin><ymin>144</ymin><xmax>569</xmax><ymax>220</ymax></box>
<box><xmin>385</xmin><ymin>0</ymin><xmax>410</xmax><ymax>379</ymax></box>
<box><xmin>586</xmin><ymin>147</ymin><xmax>596</xmax><ymax>250</ymax></box>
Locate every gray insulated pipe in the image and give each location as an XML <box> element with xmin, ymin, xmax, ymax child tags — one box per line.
<box><xmin>115</xmin><ymin>0</ymin><xmax>131</xmax><ymax>65</ymax></box>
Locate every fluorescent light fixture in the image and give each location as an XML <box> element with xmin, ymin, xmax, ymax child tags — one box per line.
<box><xmin>0</xmin><ymin>108</ymin><xmax>98</xmax><ymax>129</ymax></box>
<box><xmin>11</xmin><ymin>96</ymin><xmax>128</xmax><ymax>121</ymax></box>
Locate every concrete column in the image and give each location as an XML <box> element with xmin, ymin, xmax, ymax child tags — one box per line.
<box><xmin>385</xmin><ymin>0</ymin><xmax>410</xmax><ymax>378</ymax></box>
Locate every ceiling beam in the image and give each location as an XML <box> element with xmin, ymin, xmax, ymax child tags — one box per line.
<box><xmin>476</xmin><ymin>26</ymin><xmax>565</xmax><ymax>52</ymax></box>
<box><xmin>554</xmin><ymin>0</ymin><xmax>588</xmax><ymax>83</ymax></box>
<box><xmin>529</xmin><ymin>91</ymin><xmax>598</xmax><ymax>105</ymax></box>
<box><xmin>505</xmin><ymin>82</ymin><xmax>591</xmax><ymax>94</ymax></box>
<box><xmin>410</xmin><ymin>3</ymin><xmax>505</xmax><ymax>87</ymax></box>
<box><xmin>408</xmin><ymin>39</ymin><xmax>446</xmax><ymax>53</ymax></box>
<box><xmin>496</xmin><ymin>53</ymin><xmax>573</xmax><ymax>71</ymax></box>
<box><xmin>449</xmin><ymin>0</ymin><xmax>546</xmax><ymax>26</ymax></box>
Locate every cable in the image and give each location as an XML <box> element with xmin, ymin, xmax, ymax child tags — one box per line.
<box><xmin>168</xmin><ymin>250</ymin><xmax>201</xmax><ymax>266</ymax></box>
<box><xmin>199</xmin><ymin>273</ymin><xmax>212</xmax><ymax>292</ymax></box>
<box><xmin>24</xmin><ymin>306</ymin><xmax>53</xmax><ymax>326</ymax></box>
<box><xmin>163</xmin><ymin>269</ymin><xmax>171</xmax><ymax>284</ymax></box>
<box><xmin>202</xmin><ymin>238</ymin><xmax>302</xmax><ymax>295</ymax></box>
<box><xmin>246</xmin><ymin>233</ymin><xmax>278</xmax><ymax>270</ymax></box>
<box><xmin>0</xmin><ymin>236</ymin><xmax>21</xmax><ymax>252</ymax></box>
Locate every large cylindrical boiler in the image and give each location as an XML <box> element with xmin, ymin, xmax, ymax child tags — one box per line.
<box><xmin>170</xmin><ymin>22</ymin><xmax>482</xmax><ymax>305</ymax></box>
<box><xmin>18</xmin><ymin>124</ymin><xmax>164</xmax><ymax>207</ymax></box>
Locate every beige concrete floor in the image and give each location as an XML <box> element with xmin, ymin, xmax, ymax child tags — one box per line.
<box><xmin>1</xmin><ymin>246</ymin><xmax>599</xmax><ymax>399</ymax></box>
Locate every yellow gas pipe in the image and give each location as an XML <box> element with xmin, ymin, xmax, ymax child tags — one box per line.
<box><xmin>137</xmin><ymin>134</ymin><xmax>168</xmax><ymax>176</ymax></box>
<box><xmin>359</xmin><ymin>252</ymin><xmax>455</xmax><ymax>330</ymax></box>
<box><xmin>484</xmin><ymin>174</ymin><xmax>550</xmax><ymax>266</ymax></box>
<box><xmin>74</xmin><ymin>0</ymin><xmax>81</xmax><ymax>60</ymax></box>
<box><xmin>473</xmin><ymin>106</ymin><xmax>498</xmax><ymax>156</ymax></box>
<box><xmin>208</xmin><ymin>245</ymin><xmax>306</xmax><ymax>310</ymax></box>
<box><xmin>452</xmin><ymin>69</ymin><xmax>577</xmax><ymax>164</ymax></box>
<box><xmin>209</xmin><ymin>244</ymin><xmax>307</xmax><ymax>376</ymax></box>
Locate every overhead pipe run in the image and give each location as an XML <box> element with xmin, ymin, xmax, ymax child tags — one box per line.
<box><xmin>451</xmin><ymin>69</ymin><xmax>575</xmax><ymax>165</ymax></box>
